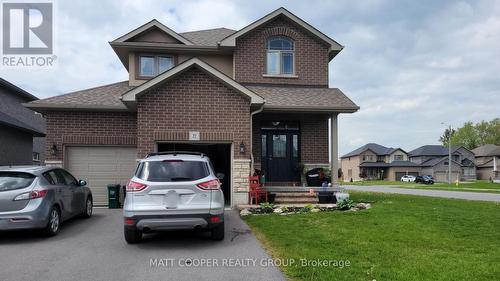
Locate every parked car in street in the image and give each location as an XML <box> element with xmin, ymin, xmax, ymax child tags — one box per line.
<box><xmin>415</xmin><ymin>175</ymin><xmax>435</xmax><ymax>185</ymax></box>
<box><xmin>123</xmin><ymin>152</ymin><xmax>225</xmax><ymax>243</ymax></box>
<box><xmin>0</xmin><ymin>166</ymin><xmax>93</xmax><ymax>236</ymax></box>
<box><xmin>401</xmin><ymin>175</ymin><xmax>416</xmax><ymax>182</ymax></box>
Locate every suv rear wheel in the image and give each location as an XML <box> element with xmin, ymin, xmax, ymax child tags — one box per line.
<box><xmin>210</xmin><ymin>222</ymin><xmax>224</xmax><ymax>241</ymax></box>
<box><xmin>124</xmin><ymin>227</ymin><xmax>142</xmax><ymax>244</ymax></box>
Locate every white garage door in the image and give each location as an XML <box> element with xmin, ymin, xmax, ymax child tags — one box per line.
<box><xmin>66</xmin><ymin>146</ymin><xmax>137</xmax><ymax>206</ymax></box>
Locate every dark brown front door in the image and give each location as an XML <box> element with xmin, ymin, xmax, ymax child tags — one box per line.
<box><xmin>261</xmin><ymin>130</ymin><xmax>300</xmax><ymax>182</ymax></box>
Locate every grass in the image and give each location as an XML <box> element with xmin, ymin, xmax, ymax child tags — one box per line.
<box><xmin>244</xmin><ymin>192</ymin><xmax>500</xmax><ymax>281</ymax></box>
<box><xmin>342</xmin><ymin>180</ymin><xmax>500</xmax><ymax>193</ymax></box>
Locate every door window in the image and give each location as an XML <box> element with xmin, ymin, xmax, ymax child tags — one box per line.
<box><xmin>261</xmin><ymin>134</ymin><xmax>267</xmax><ymax>157</ymax></box>
<box><xmin>292</xmin><ymin>134</ymin><xmax>298</xmax><ymax>158</ymax></box>
<box><xmin>55</xmin><ymin>170</ymin><xmax>76</xmax><ymax>186</ymax></box>
<box><xmin>272</xmin><ymin>134</ymin><xmax>287</xmax><ymax>158</ymax></box>
<box><xmin>43</xmin><ymin>171</ymin><xmax>58</xmax><ymax>185</ymax></box>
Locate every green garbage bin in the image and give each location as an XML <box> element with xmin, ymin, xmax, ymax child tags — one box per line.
<box><xmin>107</xmin><ymin>184</ymin><xmax>121</xmax><ymax>209</ymax></box>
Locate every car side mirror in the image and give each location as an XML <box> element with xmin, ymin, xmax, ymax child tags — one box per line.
<box><xmin>216</xmin><ymin>173</ymin><xmax>225</xmax><ymax>180</ymax></box>
<box><xmin>78</xmin><ymin>180</ymin><xmax>87</xmax><ymax>187</ymax></box>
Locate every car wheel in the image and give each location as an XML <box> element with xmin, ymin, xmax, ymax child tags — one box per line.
<box><xmin>82</xmin><ymin>197</ymin><xmax>93</xmax><ymax>218</ymax></box>
<box><xmin>44</xmin><ymin>207</ymin><xmax>60</xmax><ymax>237</ymax></box>
<box><xmin>124</xmin><ymin>227</ymin><xmax>142</xmax><ymax>244</ymax></box>
<box><xmin>210</xmin><ymin>222</ymin><xmax>225</xmax><ymax>241</ymax></box>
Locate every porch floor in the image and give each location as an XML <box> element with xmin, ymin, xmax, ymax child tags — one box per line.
<box><xmin>262</xmin><ymin>186</ymin><xmax>343</xmax><ymax>192</ymax></box>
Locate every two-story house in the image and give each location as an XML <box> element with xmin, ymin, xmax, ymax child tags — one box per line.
<box><xmin>408</xmin><ymin>145</ymin><xmax>476</xmax><ymax>182</ymax></box>
<box><xmin>25</xmin><ymin>8</ymin><xmax>359</xmax><ymax>206</ymax></box>
<box><xmin>0</xmin><ymin>78</ymin><xmax>46</xmax><ymax>165</ymax></box>
<box><xmin>472</xmin><ymin>144</ymin><xmax>500</xmax><ymax>180</ymax></box>
<box><xmin>341</xmin><ymin>143</ymin><xmax>420</xmax><ymax>181</ymax></box>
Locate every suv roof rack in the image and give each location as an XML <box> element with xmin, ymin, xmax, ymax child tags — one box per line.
<box><xmin>146</xmin><ymin>151</ymin><xmax>205</xmax><ymax>158</ymax></box>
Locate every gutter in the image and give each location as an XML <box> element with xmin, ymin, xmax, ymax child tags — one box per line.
<box><xmin>249</xmin><ymin>103</ymin><xmax>265</xmax><ymax>175</ymax></box>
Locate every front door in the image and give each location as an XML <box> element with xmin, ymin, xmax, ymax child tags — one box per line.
<box><xmin>262</xmin><ymin>130</ymin><xmax>300</xmax><ymax>182</ymax></box>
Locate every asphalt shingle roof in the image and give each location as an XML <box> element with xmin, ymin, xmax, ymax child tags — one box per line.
<box><xmin>408</xmin><ymin>145</ymin><xmax>460</xmax><ymax>156</ymax></box>
<box><xmin>341</xmin><ymin>143</ymin><xmax>399</xmax><ymax>158</ymax></box>
<box><xmin>28</xmin><ymin>81</ymin><xmax>134</xmax><ymax>110</ymax></box>
<box><xmin>179</xmin><ymin>28</ymin><xmax>236</xmax><ymax>46</ymax></box>
<box><xmin>247</xmin><ymin>86</ymin><xmax>359</xmax><ymax>111</ymax></box>
<box><xmin>472</xmin><ymin>144</ymin><xmax>500</xmax><ymax>157</ymax></box>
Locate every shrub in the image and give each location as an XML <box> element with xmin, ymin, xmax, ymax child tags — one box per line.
<box><xmin>300</xmin><ymin>204</ymin><xmax>315</xmax><ymax>213</ymax></box>
<box><xmin>337</xmin><ymin>199</ymin><xmax>355</xmax><ymax>210</ymax></box>
<box><xmin>259</xmin><ymin>202</ymin><xmax>275</xmax><ymax>213</ymax></box>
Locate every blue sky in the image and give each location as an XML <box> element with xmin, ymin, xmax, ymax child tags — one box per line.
<box><xmin>2</xmin><ymin>0</ymin><xmax>499</xmax><ymax>155</ymax></box>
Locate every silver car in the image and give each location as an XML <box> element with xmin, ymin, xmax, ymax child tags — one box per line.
<box><xmin>123</xmin><ymin>152</ymin><xmax>225</xmax><ymax>243</ymax></box>
<box><xmin>0</xmin><ymin>166</ymin><xmax>93</xmax><ymax>236</ymax></box>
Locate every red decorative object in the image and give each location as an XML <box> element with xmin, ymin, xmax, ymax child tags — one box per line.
<box><xmin>248</xmin><ymin>176</ymin><xmax>269</xmax><ymax>204</ymax></box>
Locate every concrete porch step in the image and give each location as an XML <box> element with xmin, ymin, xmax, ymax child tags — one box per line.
<box><xmin>274</xmin><ymin>197</ymin><xmax>319</xmax><ymax>204</ymax></box>
<box><xmin>274</xmin><ymin>192</ymin><xmax>317</xmax><ymax>198</ymax></box>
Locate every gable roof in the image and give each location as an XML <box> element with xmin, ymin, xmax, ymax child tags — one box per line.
<box><xmin>112</xmin><ymin>19</ymin><xmax>193</xmax><ymax>45</ymax></box>
<box><xmin>0</xmin><ymin>78</ymin><xmax>38</xmax><ymax>101</ymax></box>
<box><xmin>341</xmin><ymin>143</ymin><xmax>404</xmax><ymax>158</ymax></box>
<box><xmin>0</xmin><ymin>111</ymin><xmax>45</xmax><ymax>136</ymax></box>
<box><xmin>408</xmin><ymin>145</ymin><xmax>463</xmax><ymax>157</ymax></box>
<box><xmin>180</xmin><ymin>28</ymin><xmax>236</xmax><ymax>46</ymax></box>
<box><xmin>218</xmin><ymin>7</ymin><xmax>343</xmax><ymax>58</ymax></box>
<box><xmin>121</xmin><ymin>57</ymin><xmax>265</xmax><ymax>106</ymax></box>
<box><xmin>472</xmin><ymin>144</ymin><xmax>500</xmax><ymax>157</ymax></box>
<box><xmin>247</xmin><ymin>86</ymin><xmax>359</xmax><ymax>113</ymax></box>
<box><xmin>25</xmin><ymin>81</ymin><xmax>134</xmax><ymax>112</ymax></box>
<box><xmin>420</xmin><ymin>156</ymin><xmax>461</xmax><ymax>167</ymax></box>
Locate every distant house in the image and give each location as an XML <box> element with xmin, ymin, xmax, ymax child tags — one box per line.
<box><xmin>408</xmin><ymin>145</ymin><xmax>476</xmax><ymax>182</ymax></box>
<box><xmin>341</xmin><ymin>143</ymin><xmax>420</xmax><ymax>181</ymax></box>
<box><xmin>472</xmin><ymin>144</ymin><xmax>500</xmax><ymax>180</ymax></box>
<box><xmin>0</xmin><ymin>78</ymin><xmax>46</xmax><ymax>165</ymax></box>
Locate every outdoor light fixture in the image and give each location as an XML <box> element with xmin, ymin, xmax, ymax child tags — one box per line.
<box><xmin>50</xmin><ymin>144</ymin><xmax>58</xmax><ymax>156</ymax></box>
<box><xmin>239</xmin><ymin>142</ymin><xmax>246</xmax><ymax>154</ymax></box>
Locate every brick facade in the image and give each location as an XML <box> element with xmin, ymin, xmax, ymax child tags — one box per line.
<box><xmin>136</xmin><ymin>67</ymin><xmax>251</xmax><ymax>159</ymax></box>
<box><xmin>234</xmin><ymin>16</ymin><xmax>330</xmax><ymax>86</ymax></box>
<box><xmin>45</xmin><ymin>111</ymin><xmax>137</xmax><ymax>161</ymax></box>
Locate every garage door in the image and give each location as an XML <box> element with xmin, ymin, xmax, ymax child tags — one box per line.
<box><xmin>435</xmin><ymin>172</ymin><xmax>460</xmax><ymax>183</ymax></box>
<box><xmin>395</xmin><ymin>172</ymin><xmax>419</xmax><ymax>181</ymax></box>
<box><xmin>66</xmin><ymin>146</ymin><xmax>137</xmax><ymax>206</ymax></box>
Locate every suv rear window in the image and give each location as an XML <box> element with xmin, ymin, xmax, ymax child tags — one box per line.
<box><xmin>137</xmin><ymin>160</ymin><xmax>210</xmax><ymax>182</ymax></box>
<box><xmin>0</xmin><ymin>172</ymin><xmax>36</xmax><ymax>191</ymax></box>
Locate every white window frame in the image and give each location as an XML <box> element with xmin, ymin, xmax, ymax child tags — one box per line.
<box><xmin>266</xmin><ymin>36</ymin><xmax>295</xmax><ymax>75</ymax></box>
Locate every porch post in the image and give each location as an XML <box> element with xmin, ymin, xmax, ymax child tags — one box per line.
<box><xmin>330</xmin><ymin>114</ymin><xmax>339</xmax><ymax>185</ymax></box>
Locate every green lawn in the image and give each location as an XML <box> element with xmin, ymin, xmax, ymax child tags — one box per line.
<box><xmin>343</xmin><ymin>180</ymin><xmax>500</xmax><ymax>193</ymax></box>
<box><xmin>244</xmin><ymin>192</ymin><xmax>500</xmax><ymax>281</ymax></box>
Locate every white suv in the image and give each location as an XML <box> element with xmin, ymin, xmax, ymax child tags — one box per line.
<box><xmin>123</xmin><ymin>152</ymin><xmax>225</xmax><ymax>243</ymax></box>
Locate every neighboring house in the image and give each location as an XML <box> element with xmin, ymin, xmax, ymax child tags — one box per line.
<box><xmin>408</xmin><ymin>145</ymin><xmax>476</xmax><ymax>182</ymax></box>
<box><xmin>341</xmin><ymin>143</ymin><xmax>420</xmax><ymax>181</ymax></box>
<box><xmin>0</xmin><ymin>78</ymin><xmax>46</xmax><ymax>166</ymax></box>
<box><xmin>472</xmin><ymin>144</ymin><xmax>500</xmax><ymax>180</ymax></box>
<box><xmin>25</xmin><ymin>8</ymin><xmax>359</xmax><ymax>206</ymax></box>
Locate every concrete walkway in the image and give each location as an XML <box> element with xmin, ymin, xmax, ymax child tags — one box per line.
<box><xmin>343</xmin><ymin>185</ymin><xmax>500</xmax><ymax>202</ymax></box>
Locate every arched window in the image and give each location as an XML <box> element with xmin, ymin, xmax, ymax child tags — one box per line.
<box><xmin>266</xmin><ymin>36</ymin><xmax>294</xmax><ymax>75</ymax></box>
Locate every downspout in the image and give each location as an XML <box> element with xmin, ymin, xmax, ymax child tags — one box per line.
<box><xmin>249</xmin><ymin>103</ymin><xmax>265</xmax><ymax>175</ymax></box>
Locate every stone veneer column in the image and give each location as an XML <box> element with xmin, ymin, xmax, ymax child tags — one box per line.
<box><xmin>232</xmin><ymin>158</ymin><xmax>251</xmax><ymax>206</ymax></box>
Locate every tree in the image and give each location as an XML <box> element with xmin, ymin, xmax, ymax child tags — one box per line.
<box><xmin>439</xmin><ymin>118</ymin><xmax>500</xmax><ymax>149</ymax></box>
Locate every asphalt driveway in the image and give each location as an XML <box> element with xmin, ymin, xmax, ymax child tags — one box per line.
<box><xmin>344</xmin><ymin>185</ymin><xmax>500</xmax><ymax>202</ymax></box>
<box><xmin>0</xmin><ymin>209</ymin><xmax>286</xmax><ymax>281</ymax></box>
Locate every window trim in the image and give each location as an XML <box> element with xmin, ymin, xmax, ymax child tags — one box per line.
<box><xmin>136</xmin><ymin>53</ymin><xmax>176</xmax><ymax>80</ymax></box>
<box><xmin>265</xmin><ymin>36</ymin><xmax>296</xmax><ymax>77</ymax></box>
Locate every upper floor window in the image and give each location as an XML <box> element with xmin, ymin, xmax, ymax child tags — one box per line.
<box><xmin>138</xmin><ymin>55</ymin><xmax>174</xmax><ymax>78</ymax></box>
<box><xmin>394</xmin><ymin>154</ymin><xmax>404</xmax><ymax>161</ymax></box>
<box><xmin>266</xmin><ymin>36</ymin><xmax>294</xmax><ymax>75</ymax></box>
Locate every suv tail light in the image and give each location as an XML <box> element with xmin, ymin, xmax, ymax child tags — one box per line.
<box><xmin>126</xmin><ymin>180</ymin><xmax>148</xmax><ymax>192</ymax></box>
<box><xmin>13</xmin><ymin>189</ymin><xmax>48</xmax><ymax>201</ymax></box>
<box><xmin>196</xmin><ymin>179</ymin><xmax>221</xmax><ymax>190</ymax></box>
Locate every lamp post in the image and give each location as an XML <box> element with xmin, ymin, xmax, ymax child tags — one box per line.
<box><xmin>441</xmin><ymin>123</ymin><xmax>452</xmax><ymax>184</ymax></box>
